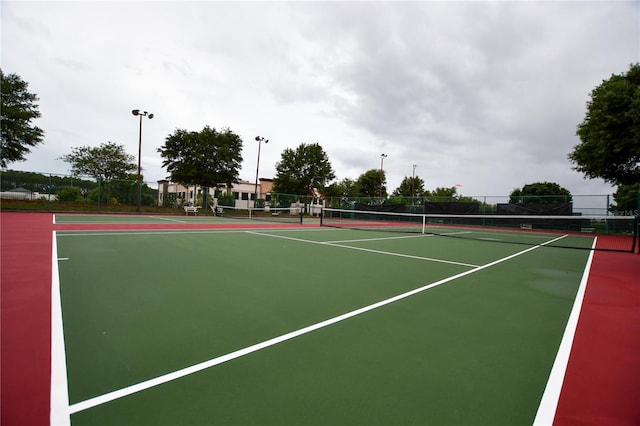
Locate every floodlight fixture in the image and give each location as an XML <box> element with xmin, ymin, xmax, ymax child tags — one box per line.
<box><xmin>254</xmin><ymin>136</ymin><xmax>269</xmax><ymax>206</ymax></box>
<box><xmin>132</xmin><ymin>108</ymin><xmax>154</xmax><ymax>213</ymax></box>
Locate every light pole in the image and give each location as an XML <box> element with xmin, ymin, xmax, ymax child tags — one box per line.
<box><xmin>380</xmin><ymin>153</ymin><xmax>388</xmax><ymax>201</ymax></box>
<box><xmin>132</xmin><ymin>109</ymin><xmax>153</xmax><ymax>213</ymax></box>
<box><xmin>254</xmin><ymin>136</ymin><xmax>269</xmax><ymax>208</ymax></box>
<box><xmin>412</xmin><ymin>164</ymin><xmax>417</xmax><ymax>203</ymax></box>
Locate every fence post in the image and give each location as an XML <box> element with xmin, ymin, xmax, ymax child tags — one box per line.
<box><xmin>48</xmin><ymin>174</ymin><xmax>52</xmax><ymax>212</ymax></box>
<box><xmin>97</xmin><ymin>178</ymin><xmax>101</xmax><ymax>213</ymax></box>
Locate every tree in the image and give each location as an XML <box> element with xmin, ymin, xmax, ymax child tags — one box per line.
<box><xmin>1</xmin><ymin>70</ymin><xmax>44</xmax><ymax>167</ymax></box>
<box><xmin>272</xmin><ymin>143</ymin><xmax>335</xmax><ymax>195</ymax></box>
<box><xmin>56</xmin><ymin>186</ymin><xmax>84</xmax><ymax>202</ymax></box>
<box><xmin>509</xmin><ymin>182</ymin><xmax>572</xmax><ymax>204</ymax></box>
<box><xmin>569</xmin><ymin>63</ymin><xmax>640</xmax><ymax>186</ymax></box>
<box><xmin>355</xmin><ymin>169</ymin><xmax>386</xmax><ymax>199</ymax></box>
<box><xmin>60</xmin><ymin>142</ymin><xmax>137</xmax><ymax>182</ymax></box>
<box><xmin>430</xmin><ymin>186</ymin><xmax>457</xmax><ymax>198</ymax></box>
<box><xmin>60</xmin><ymin>142</ymin><xmax>137</xmax><ymax>203</ymax></box>
<box><xmin>610</xmin><ymin>183</ymin><xmax>639</xmax><ymax>214</ymax></box>
<box><xmin>158</xmin><ymin>126</ymin><xmax>243</xmax><ymax>190</ymax></box>
<box><xmin>324</xmin><ymin>178</ymin><xmax>359</xmax><ymax>198</ymax></box>
<box><xmin>392</xmin><ymin>176</ymin><xmax>425</xmax><ymax>197</ymax></box>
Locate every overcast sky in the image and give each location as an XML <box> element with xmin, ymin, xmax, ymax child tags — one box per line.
<box><xmin>2</xmin><ymin>1</ymin><xmax>638</xmax><ymax>197</ymax></box>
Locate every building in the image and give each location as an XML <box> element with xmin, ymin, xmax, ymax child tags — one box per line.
<box><xmin>157</xmin><ymin>178</ymin><xmax>274</xmax><ymax>209</ymax></box>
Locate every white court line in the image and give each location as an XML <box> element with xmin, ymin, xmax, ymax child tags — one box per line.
<box><xmin>533</xmin><ymin>238</ymin><xmax>597</xmax><ymax>425</ymax></box>
<box><xmin>64</xmin><ymin>233</ymin><xmax>568</xmax><ymax>416</ymax></box>
<box><xmin>51</xmin><ymin>232</ymin><xmax>71</xmax><ymax>425</ymax></box>
<box><xmin>151</xmin><ymin>216</ymin><xmax>188</xmax><ymax>223</ymax></box>
<box><xmin>327</xmin><ymin>234</ymin><xmax>429</xmax><ymax>243</ymax></box>
<box><xmin>56</xmin><ymin>229</ymin><xmax>255</xmax><ymax>237</ymax></box>
<box><xmin>247</xmin><ymin>231</ymin><xmax>480</xmax><ymax>268</ymax></box>
<box><xmin>327</xmin><ymin>230</ymin><xmax>473</xmax><ymax>244</ymax></box>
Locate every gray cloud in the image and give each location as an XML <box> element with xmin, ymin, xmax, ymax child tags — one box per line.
<box><xmin>2</xmin><ymin>1</ymin><xmax>637</xmax><ymax>198</ymax></box>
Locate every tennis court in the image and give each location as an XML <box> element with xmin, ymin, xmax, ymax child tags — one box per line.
<box><xmin>49</xmin><ymin>212</ymin><xmax>603</xmax><ymax>425</ymax></box>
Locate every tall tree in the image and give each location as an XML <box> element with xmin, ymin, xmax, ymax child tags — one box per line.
<box><xmin>430</xmin><ymin>186</ymin><xmax>457</xmax><ymax>197</ymax></box>
<box><xmin>509</xmin><ymin>182</ymin><xmax>572</xmax><ymax>204</ymax></box>
<box><xmin>59</xmin><ymin>142</ymin><xmax>137</xmax><ymax>203</ymax></box>
<box><xmin>60</xmin><ymin>142</ymin><xmax>136</xmax><ymax>182</ymax></box>
<box><xmin>158</xmin><ymin>126</ymin><xmax>243</xmax><ymax>189</ymax></box>
<box><xmin>610</xmin><ymin>183</ymin><xmax>639</xmax><ymax>214</ymax></box>
<box><xmin>356</xmin><ymin>169</ymin><xmax>386</xmax><ymax>199</ymax></box>
<box><xmin>569</xmin><ymin>63</ymin><xmax>640</xmax><ymax>186</ymax></box>
<box><xmin>1</xmin><ymin>70</ymin><xmax>44</xmax><ymax>167</ymax></box>
<box><xmin>392</xmin><ymin>176</ymin><xmax>425</xmax><ymax>197</ymax></box>
<box><xmin>272</xmin><ymin>143</ymin><xmax>335</xmax><ymax>195</ymax></box>
<box><xmin>324</xmin><ymin>178</ymin><xmax>359</xmax><ymax>199</ymax></box>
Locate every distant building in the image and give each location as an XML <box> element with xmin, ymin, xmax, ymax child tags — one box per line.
<box><xmin>157</xmin><ymin>178</ymin><xmax>274</xmax><ymax>209</ymax></box>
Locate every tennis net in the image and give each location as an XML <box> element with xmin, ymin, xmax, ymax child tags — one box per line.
<box><xmin>217</xmin><ymin>205</ymin><xmax>304</xmax><ymax>224</ymax></box>
<box><xmin>320</xmin><ymin>207</ymin><xmax>639</xmax><ymax>252</ymax></box>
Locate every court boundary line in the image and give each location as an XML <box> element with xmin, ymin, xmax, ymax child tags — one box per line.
<box><xmin>533</xmin><ymin>238</ymin><xmax>596</xmax><ymax>425</ymax></box>
<box><xmin>51</xmin><ymin>231</ymin><xmax>71</xmax><ymax>425</ymax></box>
<box><xmin>62</xmin><ymin>233</ymin><xmax>569</xmax><ymax>415</ymax></box>
<box><xmin>247</xmin><ymin>230</ymin><xmax>480</xmax><ymax>268</ymax></box>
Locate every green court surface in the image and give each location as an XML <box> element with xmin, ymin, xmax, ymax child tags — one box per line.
<box><xmin>54</xmin><ymin>225</ymin><xmax>591</xmax><ymax>425</ymax></box>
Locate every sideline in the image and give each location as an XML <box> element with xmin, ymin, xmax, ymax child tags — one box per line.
<box><xmin>64</xmin><ymin>234</ymin><xmax>568</xmax><ymax>415</ymax></box>
<box><xmin>50</xmin><ymin>232</ymin><xmax>71</xmax><ymax>425</ymax></box>
<box><xmin>533</xmin><ymin>239</ymin><xmax>596</xmax><ymax>424</ymax></box>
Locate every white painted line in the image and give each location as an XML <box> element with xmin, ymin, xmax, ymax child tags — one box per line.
<box><xmin>151</xmin><ymin>216</ymin><xmax>188</xmax><ymax>223</ymax></box>
<box><xmin>56</xmin><ymin>230</ymin><xmax>251</xmax><ymax>237</ymax></box>
<box><xmin>68</xmin><ymin>233</ymin><xmax>568</xmax><ymax>415</ymax></box>
<box><xmin>248</xmin><ymin>231</ymin><xmax>480</xmax><ymax>268</ymax></box>
<box><xmin>51</xmin><ymin>232</ymin><xmax>71</xmax><ymax>425</ymax></box>
<box><xmin>327</xmin><ymin>234</ymin><xmax>429</xmax><ymax>243</ymax></box>
<box><xmin>532</xmin><ymin>238</ymin><xmax>596</xmax><ymax>425</ymax></box>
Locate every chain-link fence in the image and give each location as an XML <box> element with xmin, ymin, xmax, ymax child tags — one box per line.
<box><xmin>1</xmin><ymin>170</ymin><xmax>638</xmax><ymax>216</ymax></box>
<box><xmin>0</xmin><ymin>171</ymin><xmax>164</xmax><ymax>213</ymax></box>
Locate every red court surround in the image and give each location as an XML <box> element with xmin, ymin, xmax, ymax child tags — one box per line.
<box><xmin>0</xmin><ymin>212</ymin><xmax>637</xmax><ymax>425</ymax></box>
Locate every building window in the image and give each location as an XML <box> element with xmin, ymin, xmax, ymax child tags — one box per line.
<box><xmin>241</xmin><ymin>192</ymin><xmax>249</xmax><ymax>201</ymax></box>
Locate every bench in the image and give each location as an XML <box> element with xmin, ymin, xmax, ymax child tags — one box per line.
<box><xmin>520</xmin><ymin>224</ymin><xmax>533</xmax><ymax>230</ymax></box>
<box><xmin>183</xmin><ymin>205</ymin><xmax>199</xmax><ymax>216</ymax></box>
<box><xmin>210</xmin><ymin>205</ymin><xmax>224</xmax><ymax>216</ymax></box>
<box><xmin>581</xmin><ymin>227</ymin><xmax>595</xmax><ymax>233</ymax></box>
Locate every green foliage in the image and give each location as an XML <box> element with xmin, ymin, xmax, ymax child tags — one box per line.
<box><xmin>393</xmin><ymin>176</ymin><xmax>425</xmax><ymax>197</ymax></box>
<box><xmin>569</xmin><ymin>63</ymin><xmax>640</xmax><ymax>186</ymax></box>
<box><xmin>56</xmin><ymin>186</ymin><xmax>84</xmax><ymax>202</ymax></box>
<box><xmin>217</xmin><ymin>192</ymin><xmax>235</xmax><ymax>207</ymax></box>
<box><xmin>324</xmin><ymin>178</ymin><xmax>359</xmax><ymax>199</ymax></box>
<box><xmin>356</xmin><ymin>169</ymin><xmax>386</xmax><ymax>198</ymax></box>
<box><xmin>272</xmin><ymin>143</ymin><xmax>335</xmax><ymax>195</ymax></box>
<box><xmin>1</xmin><ymin>169</ymin><xmax>97</xmax><ymax>195</ymax></box>
<box><xmin>162</xmin><ymin>192</ymin><xmax>179</xmax><ymax>208</ymax></box>
<box><xmin>0</xmin><ymin>70</ymin><xmax>44</xmax><ymax>167</ymax></box>
<box><xmin>158</xmin><ymin>126</ymin><xmax>243</xmax><ymax>188</ymax></box>
<box><xmin>430</xmin><ymin>186</ymin><xmax>457</xmax><ymax>197</ymax></box>
<box><xmin>611</xmin><ymin>183</ymin><xmax>639</xmax><ymax>214</ymax></box>
<box><xmin>509</xmin><ymin>182</ymin><xmax>572</xmax><ymax>204</ymax></box>
<box><xmin>59</xmin><ymin>142</ymin><xmax>137</xmax><ymax>182</ymax></box>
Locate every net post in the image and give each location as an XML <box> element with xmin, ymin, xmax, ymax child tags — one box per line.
<box><xmin>422</xmin><ymin>214</ymin><xmax>426</xmax><ymax>234</ymax></box>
